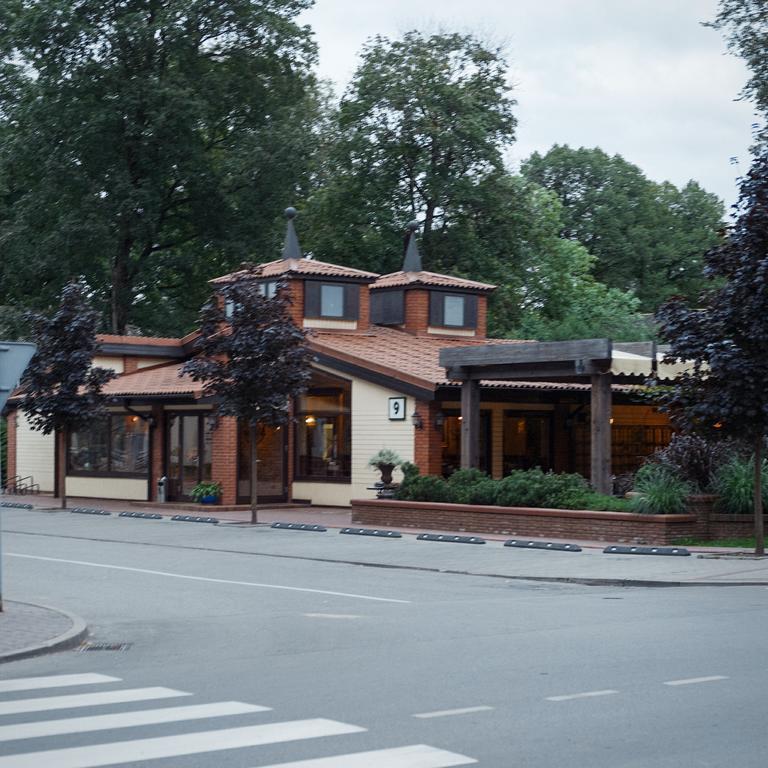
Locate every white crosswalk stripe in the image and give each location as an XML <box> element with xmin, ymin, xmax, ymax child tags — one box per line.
<box><xmin>0</xmin><ymin>674</ymin><xmax>121</xmax><ymax>694</ymax></box>
<box><xmin>0</xmin><ymin>687</ymin><xmax>190</xmax><ymax>716</ymax></box>
<box><xmin>0</xmin><ymin>672</ymin><xmax>477</xmax><ymax>768</ymax></box>
<box><xmin>0</xmin><ymin>701</ymin><xmax>269</xmax><ymax>742</ymax></box>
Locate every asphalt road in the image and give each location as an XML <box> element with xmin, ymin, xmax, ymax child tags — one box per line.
<box><xmin>1</xmin><ymin>510</ymin><xmax>767</xmax><ymax>767</ymax></box>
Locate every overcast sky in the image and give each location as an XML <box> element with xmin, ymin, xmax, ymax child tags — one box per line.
<box><xmin>300</xmin><ymin>0</ymin><xmax>757</xmax><ymax>210</ymax></box>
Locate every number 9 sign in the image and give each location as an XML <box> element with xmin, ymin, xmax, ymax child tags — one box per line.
<box><xmin>388</xmin><ymin>397</ymin><xmax>406</xmax><ymax>420</ymax></box>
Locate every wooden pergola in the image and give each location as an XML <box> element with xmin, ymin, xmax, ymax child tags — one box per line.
<box><xmin>439</xmin><ymin>338</ymin><xmax>658</xmax><ymax>494</ymax></box>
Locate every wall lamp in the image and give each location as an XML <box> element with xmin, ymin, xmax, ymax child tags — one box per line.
<box><xmin>411</xmin><ymin>410</ymin><xmax>423</xmax><ymax>429</ymax></box>
<box><xmin>434</xmin><ymin>411</ymin><xmax>445</xmax><ymax>430</ymax></box>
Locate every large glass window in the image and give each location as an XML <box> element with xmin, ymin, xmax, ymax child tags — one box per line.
<box><xmin>503</xmin><ymin>412</ymin><xmax>552</xmax><ymax>473</ymax></box>
<box><xmin>295</xmin><ymin>372</ymin><xmax>351</xmax><ymax>481</ymax></box>
<box><xmin>68</xmin><ymin>414</ymin><xmax>149</xmax><ymax>476</ymax></box>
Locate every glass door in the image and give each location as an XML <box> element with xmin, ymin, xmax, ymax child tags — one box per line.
<box><xmin>166</xmin><ymin>413</ymin><xmax>212</xmax><ymax>501</ymax></box>
<box><xmin>237</xmin><ymin>422</ymin><xmax>287</xmax><ymax>503</ymax></box>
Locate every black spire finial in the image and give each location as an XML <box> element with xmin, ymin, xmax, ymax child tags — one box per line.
<box><xmin>402</xmin><ymin>220</ymin><xmax>422</xmax><ymax>272</ymax></box>
<box><xmin>282</xmin><ymin>207</ymin><xmax>301</xmax><ymax>260</ymax></box>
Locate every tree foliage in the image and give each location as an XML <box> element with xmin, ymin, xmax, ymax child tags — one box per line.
<box><xmin>656</xmin><ymin>148</ymin><xmax>768</xmax><ymax>553</ymax></box>
<box><xmin>20</xmin><ymin>282</ymin><xmax>116</xmax><ymax>507</ymax></box>
<box><xmin>182</xmin><ymin>268</ymin><xmax>312</xmax><ymax>520</ymax></box>
<box><xmin>522</xmin><ymin>145</ymin><xmax>724</xmax><ymax>310</ymax></box>
<box><xmin>0</xmin><ymin>0</ymin><xmax>318</xmax><ymax>335</ymax></box>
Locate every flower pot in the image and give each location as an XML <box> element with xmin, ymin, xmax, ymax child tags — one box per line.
<box><xmin>377</xmin><ymin>463</ymin><xmax>395</xmax><ymax>486</ymax></box>
<box><xmin>200</xmin><ymin>495</ymin><xmax>218</xmax><ymax>505</ymax></box>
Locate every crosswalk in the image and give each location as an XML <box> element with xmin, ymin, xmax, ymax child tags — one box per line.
<box><xmin>0</xmin><ymin>672</ymin><xmax>477</xmax><ymax>767</ymax></box>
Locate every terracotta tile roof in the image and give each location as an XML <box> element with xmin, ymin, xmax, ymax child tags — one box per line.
<box><xmin>309</xmin><ymin>326</ymin><xmax>642</xmax><ymax>394</ymax></box>
<box><xmin>372</xmin><ymin>270</ymin><xmax>496</xmax><ymax>292</ymax></box>
<box><xmin>309</xmin><ymin>326</ymin><xmax>523</xmax><ymax>391</ymax></box>
<box><xmin>210</xmin><ymin>258</ymin><xmax>379</xmax><ymax>284</ymax></box>
<box><xmin>102</xmin><ymin>362</ymin><xmax>204</xmax><ymax>398</ymax></box>
<box><xmin>96</xmin><ymin>334</ymin><xmax>183</xmax><ymax>347</ymax></box>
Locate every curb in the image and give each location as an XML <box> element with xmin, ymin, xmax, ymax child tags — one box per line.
<box><xmin>0</xmin><ymin>601</ymin><xmax>88</xmax><ymax>664</ymax></box>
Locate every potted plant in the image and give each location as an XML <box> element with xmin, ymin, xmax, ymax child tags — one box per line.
<box><xmin>190</xmin><ymin>481</ymin><xmax>222</xmax><ymax>505</ymax></box>
<box><xmin>367</xmin><ymin>449</ymin><xmax>403</xmax><ymax>486</ymax></box>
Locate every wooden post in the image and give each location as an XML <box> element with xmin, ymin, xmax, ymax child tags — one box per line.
<box><xmin>590</xmin><ymin>373</ymin><xmax>612</xmax><ymax>494</ymax></box>
<box><xmin>249</xmin><ymin>422</ymin><xmax>259</xmax><ymax>525</ymax></box>
<box><xmin>460</xmin><ymin>378</ymin><xmax>480</xmax><ymax>469</ymax></box>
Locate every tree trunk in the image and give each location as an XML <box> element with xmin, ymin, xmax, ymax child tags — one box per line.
<box><xmin>249</xmin><ymin>423</ymin><xmax>259</xmax><ymax>525</ymax></box>
<box><xmin>58</xmin><ymin>429</ymin><xmax>67</xmax><ymax>510</ymax></box>
<box><xmin>111</xmin><ymin>235</ymin><xmax>133</xmax><ymax>334</ymax></box>
<box><xmin>755</xmin><ymin>437</ymin><xmax>764</xmax><ymax>556</ymax></box>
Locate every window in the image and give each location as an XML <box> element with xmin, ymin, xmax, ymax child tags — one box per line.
<box><xmin>370</xmin><ymin>290</ymin><xmax>405</xmax><ymax>325</ymax></box>
<box><xmin>304</xmin><ymin>281</ymin><xmax>359</xmax><ymax>320</ymax></box>
<box><xmin>444</xmin><ymin>295</ymin><xmax>465</xmax><ymax>326</ymax></box>
<box><xmin>321</xmin><ymin>284</ymin><xmax>344</xmax><ymax>317</ymax></box>
<box><xmin>429</xmin><ymin>292</ymin><xmax>477</xmax><ymax>329</ymax></box>
<box><xmin>68</xmin><ymin>414</ymin><xmax>149</xmax><ymax>476</ymax></box>
<box><xmin>295</xmin><ymin>372</ymin><xmax>351</xmax><ymax>481</ymax></box>
<box><xmin>259</xmin><ymin>281</ymin><xmax>278</xmax><ymax>299</ymax></box>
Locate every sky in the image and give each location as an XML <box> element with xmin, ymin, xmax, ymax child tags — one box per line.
<box><xmin>299</xmin><ymin>0</ymin><xmax>757</xmax><ymax>210</ymax></box>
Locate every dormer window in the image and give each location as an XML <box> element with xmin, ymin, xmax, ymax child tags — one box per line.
<box><xmin>429</xmin><ymin>292</ymin><xmax>477</xmax><ymax>329</ymax></box>
<box><xmin>259</xmin><ymin>280</ymin><xmax>278</xmax><ymax>299</ymax></box>
<box><xmin>305</xmin><ymin>281</ymin><xmax>359</xmax><ymax>321</ymax></box>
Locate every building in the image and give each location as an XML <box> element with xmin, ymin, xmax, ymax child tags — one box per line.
<box><xmin>4</xmin><ymin>212</ymin><xmax>672</xmax><ymax>506</ymax></box>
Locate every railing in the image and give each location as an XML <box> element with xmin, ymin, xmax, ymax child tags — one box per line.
<box><xmin>1</xmin><ymin>475</ymin><xmax>40</xmax><ymax>495</ymax></box>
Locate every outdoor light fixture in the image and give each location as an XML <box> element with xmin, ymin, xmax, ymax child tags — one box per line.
<box><xmin>411</xmin><ymin>410</ymin><xmax>423</xmax><ymax>429</ymax></box>
<box><xmin>434</xmin><ymin>411</ymin><xmax>445</xmax><ymax>430</ymax></box>
<box><xmin>305</xmin><ymin>415</ymin><xmax>316</xmax><ymax>426</ymax></box>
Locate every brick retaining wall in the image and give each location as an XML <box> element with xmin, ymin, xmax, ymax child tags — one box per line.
<box><xmin>351</xmin><ymin>499</ymin><xmax>700</xmax><ymax>544</ymax></box>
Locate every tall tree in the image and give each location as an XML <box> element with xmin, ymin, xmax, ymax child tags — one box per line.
<box><xmin>709</xmin><ymin>0</ymin><xmax>768</xmax><ymax>117</ymax></box>
<box><xmin>656</xmin><ymin>148</ymin><xmax>768</xmax><ymax>555</ymax></box>
<box><xmin>0</xmin><ymin>0</ymin><xmax>318</xmax><ymax>335</ymax></box>
<box><xmin>183</xmin><ymin>265</ymin><xmax>312</xmax><ymax>523</ymax></box>
<box><xmin>522</xmin><ymin>145</ymin><xmax>724</xmax><ymax>310</ymax></box>
<box><xmin>303</xmin><ymin>31</ymin><xmax>517</xmax><ymax>276</ymax></box>
<box><xmin>20</xmin><ymin>282</ymin><xmax>116</xmax><ymax>509</ymax></box>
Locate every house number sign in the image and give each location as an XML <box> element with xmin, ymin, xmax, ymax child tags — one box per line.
<box><xmin>388</xmin><ymin>397</ymin><xmax>406</xmax><ymax>420</ymax></box>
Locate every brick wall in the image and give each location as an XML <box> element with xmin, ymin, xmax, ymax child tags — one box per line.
<box><xmin>403</xmin><ymin>289</ymin><xmax>429</xmax><ymax>335</ymax></box>
<box><xmin>476</xmin><ymin>296</ymin><xmax>488</xmax><ymax>338</ymax></box>
<box><xmin>123</xmin><ymin>356</ymin><xmax>139</xmax><ymax>374</ymax></box>
<box><xmin>413</xmin><ymin>400</ymin><xmax>443</xmax><ymax>475</ymax></box>
<box><xmin>211</xmin><ymin>415</ymin><xmax>238</xmax><ymax>505</ymax></box>
<box><xmin>358</xmin><ymin>285</ymin><xmax>370</xmax><ymax>330</ymax></box>
<box><xmin>285</xmin><ymin>278</ymin><xmax>305</xmax><ymax>327</ymax></box>
<box><xmin>351</xmin><ymin>499</ymin><xmax>700</xmax><ymax>545</ymax></box>
<box><xmin>5</xmin><ymin>411</ymin><xmax>17</xmax><ymax>483</ymax></box>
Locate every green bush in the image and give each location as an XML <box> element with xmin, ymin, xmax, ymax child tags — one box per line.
<box><xmin>555</xmin><ymin>489</ymin><xmax>631</xmax><ymax>512</ymax></box>
<box><xmin>645</xmin><ymin>434</ymin><xmax>737</xmax><ymax>492</ymax></box>
<box><xmin>630</xmin><ymin>465</ymin><xmax>690</xmax><ymax>515</ymax></box>
<box><xmin>464</xmin><ymin>478</ymin><xmax>500</xmax><ymax>506</ymax></box>
<box><xmin>446</xmin><ymin>468</ymin><xmax>490</xmax><ymax>504</ymax></box>
<box><xmin>712</xmin><ymin>456</ymin><xmax>768</xmax><ymax>514</ymax></box>
<box><xmin>395</xmin><ymin>474</ymin><xmax>453</xmax><ymax>503</ymax></box>
<box><xmin>495</xmin><ymin>468</ymin><xmax>589</xmax><ymax>509</ymax></box>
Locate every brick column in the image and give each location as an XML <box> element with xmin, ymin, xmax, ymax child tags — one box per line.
<box><xmin>413</xmin><ymin>400</ymin><xmax>444</xmax><ymax>476</ymax></box>
<box><xmin>403</xmin><ymin>289</ymin><xmax>429</xmax><ymax>335</ymax></box>
<box><xmin>123</xmin><ymin>356</ymin><xmax>139</xmax><ymax>374</ymax></box>
<box><xmin>211</xmin><ymin>415</ymin><xmax>238</xmax><ymax>505</ymax></box>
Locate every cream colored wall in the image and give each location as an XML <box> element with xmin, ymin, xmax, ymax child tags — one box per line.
<box><xmin>14</xmin><ymin>411</ymin><xmax>55</xmax><ymax>492</ymax></box>
<box><xmin>293</xmin><ymin>363</ymin><xmax>415</xmax><ymax>506</ymax></box>
<box><xmin>303</xmin><ymin>319</ymin><xmax>357</xmax><ymax>330</ymax></box>
<box><xmin>94</xmin><ymin>356</ymin><xmax>124</xmax><ymax>373</ymax></box>
<box><xmin>137</xmin><ymin>357</ymin><xmax>175</xmax><ymax>369</ymax></box>
<box><xmin>65</xmin><ymin>476</ymin><xmax>148</xmax><ymax>501</ymax></box>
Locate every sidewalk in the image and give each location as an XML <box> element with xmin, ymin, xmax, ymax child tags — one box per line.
<box><xmin>0</xmin><ymin>600</ymin><xmax>88</xmax><ymax>663</ymax></box>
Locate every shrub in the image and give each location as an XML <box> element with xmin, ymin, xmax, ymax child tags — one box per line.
<box><xmin>464</xmin><ymin>478</ymin><xmax>500</xmax><ymax>506</ymax></box>
<box><xmin>712</xmin><ymin>456</ymin><xmax>768</xmax><ymax>514</ymax></box>
<box><xmin>394</xmin><ymin>474</ymin><xmax>453</xmax><ymax>503</ymax></box>
<box><xmin>630</xmin><ymin>465</ymin><xmax>691</xmax><ymax>515</ymax></box>
<box><xmin>446</xmin><ymin>468</ymin><xmax>490</xmax><ymax>504</ymax></box>
<box><xmin>495</xmin><ymin>468</ymin><xmax>588</xmax><ymax>509</ymax></box>
<box><xmin>368</xmin><ymin>448</ymin><xmax>403</xmax><ymax>468</ymax></box>
<box><xmin>556</xmin><ymin>489</ymin><xmax>631</xmax><ymax>513</ymax></box>
<box><xmin>645</xmin><ymin>434</ymin><xmax>737</xmax><ymax>492</ymax></box>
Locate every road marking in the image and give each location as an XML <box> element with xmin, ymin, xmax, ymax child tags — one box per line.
<box><xmin>0</xmin><ymin>674</ymin><xmax>120</xmax><ymax>694</ymax></box>
<box><xmin>0</xmin><ymin>687</ymin><xmax>189</xmax><ymax>716</ymax></box>
<box><xmin>412</xmin><ymin>706</ymin><xmax>494</xmax><ymax>719</ymax></box>
<box><xmin>303</xmin><ymin>613</ymin><xmax>363</xmax><ymax>619</ymax></box>
<box><xmin>0</xmin><ymin>701</ymin><xmax>268</xmax><ymax>742</ymax></box>
<box><xmin>253</xmin><ymin>743</ymin><xmax>478</xmax><ymax>767</ymax></box>
<box><xmin>663</xmin><ymin>675</ymin><xmax>729</xmax><ymax>686</ymax></box>
<box><xmin>7</xmin><ymin>553</ymin><xmax>411</xmax><ymax>604</ymax></box>
<box><xmin>0</xmin><ymin>719</ymin><xmax>366</xmax><ymax>768</ymax></box>
<box><xmin>546</xmin><ymin>689</ymin><xmax>619</xmax><ymax>702</ymax></box>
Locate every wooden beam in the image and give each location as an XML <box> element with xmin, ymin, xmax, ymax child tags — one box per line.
<box><xmin>590</xmin><ymin>373</ymin><xmax>612</xmax><ymax>495</ymax></box>
<box><xmin>440</xmin><ymin>338</ymin><xmax>612</xmax><ymax>370</ymax></box>
<box><xmin>457</xmin><ymin>362</ymin><xmax>604</xmax><ymax>381</ymax></box>
<box><xmin>460</xmin><ymin>379</ymin><xmax>480</xmax><ymax>469</ymax></box>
